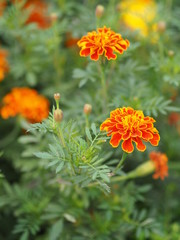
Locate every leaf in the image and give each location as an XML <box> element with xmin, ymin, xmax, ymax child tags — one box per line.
<box><xmin>56</xmin><ymin>162</ymin><xmax>64</xmax><ymax>173</ymax></box>
<box><xmin>20</xmin><ymin>231</ymin><xmax>29</xmax><ymax>240</ymax></box>
<box><xmin>63</xmin><ymin>213</ymin><xmax>76</xmax><ymax>223</ymax></box>
<box><xmin>91</xmin><ymin>123</ymin><xmax>97</xmax><ymax>135</ymax></box>
<box><xmin>49</xmin><ymin>219</ymin><xmax>63</xmax><ymax>240</ymax></box>
<box><xmin>92</xmin><ymin>171</ymin><xmax>98</xmax><ymax>180</ymax></box>
<box><xmin>34</xmin><ymin>152</ymin><xmax>52</xmax><ymax>159</ymax></box>
<box><xmin>99</xmin><ymin>173</ymin><xmax>110</xmax><ymax>183</ymax></box>
<box><xmin>85</xmin><ymin>127</ymin><xmax>92</xmax><ymax>142</ymax></box>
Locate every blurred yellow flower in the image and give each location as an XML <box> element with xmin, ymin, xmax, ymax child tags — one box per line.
<box><xmin>119</xmin><ymin>0</ymin><xmax>157</xmax><ymax>38</ymax></box>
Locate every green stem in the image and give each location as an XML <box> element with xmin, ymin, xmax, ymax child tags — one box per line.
<box><xmin>58</xmin><ymin>126</ymin><xmax>66</xmax><ymax>148</ymax></box>
<box><xmin>99</xmin><ymin>60</ymin><xmax>108</xmax><ymax>112</ymax></box>
<box><xmin>114</xmin><ymin>152</ymin><xmax>128</xmax><ymax>173</ymax></box>
<box><xmin>85</xmin><ymin>114</ymin><xmax>89</xmax><ymax>128</ymax></box>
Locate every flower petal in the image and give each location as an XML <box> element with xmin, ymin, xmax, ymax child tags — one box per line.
<box><xmin>110</xmin><ymin>133</ymin><xmax>122</xmax><ymax>148</ymax></box>
<box><xmin>122</xmin><ymin>138</ymin><xmax>134</xmax><ymax>153</ymax></box>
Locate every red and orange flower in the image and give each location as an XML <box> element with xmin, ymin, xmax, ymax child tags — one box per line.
<box><xmin>149</xmin><ymin>151</ymin><xmax>168</xmax><ymax>180</ymax></box>
<box><xmin>1</xmin><ymin>87</ymin><xmax>49</xmax><ymax>123</ymax></box>
<box><xmin>0</xmin><ymin>49</ymin><xmax>9</xmax><ymax>82</ymax></box>
<box><xmin>100</xmin><ymin>107</ymin><xmax>160</xmax><ymax>153</ymax></box>
<box><xmin>77</xmin><ymin>26</ymin><xmax>130</xmax><ymax>61</ymax></box>
<box><xmin>11</xmin><ymin>0</ymin><xmax>51</xmax><ymax>29</ymax></box>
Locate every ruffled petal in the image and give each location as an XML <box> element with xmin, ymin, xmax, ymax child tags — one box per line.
<box><xmin>133</xmin><ymin>137</ymin><xmax>146</xmax><ymax>152</ymax></box>
<box><xmin>122</xmin><ymin>138</ymin><xmax>134</xmax><ymax>153</ymax></box>
<box><xmin>110</xmin><ymin>133</ymin><xmax>122</xmax><ymax>148</ymax></box>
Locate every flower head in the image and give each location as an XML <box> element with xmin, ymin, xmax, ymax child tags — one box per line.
<box><xmin>0</xmin><ymin>49</ymin><xmax>9</xmax><ymax>82</ymax></box>
<box><xmin>149</xmin><ymin>151</ymin><xmax>168</xmax><ymax>180</ymax></box>
<box><xmin>1</xmin><ymin>87</ymin><xmax>49</xmax><ymax>123</ymax></box>
<box><xmin>119</xmin><ymin>0</ymin><xmax>157</xmax><ymax>38</ymax></box>
<box><xmin>77</xmin><ymin>26</ymin><xmax>130</xmax><ymax>61</ymax></box>
<box><xmin>12</xmin><ymin>0</ymin><xmax>51</xmax><ymax>29</ymax></box>
<box><xmin>0</xmin><ymin>0</ymin><xmax>6</xmax><ymax>16</ymax></box>
<box><xmin>100</xmin><ymin>107</ymin><xmax>160</xmax><ymax>153</ymax></box>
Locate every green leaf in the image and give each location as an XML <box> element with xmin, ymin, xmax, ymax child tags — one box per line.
<box><xmin>85</xmin><ymin>127</ymin><xmax>92</xmax><ymax>142</ymax></box>
<box><xmin>91</xmin><ymin>123</ymin><xmax>97</xmax><ymax>135</ymax></box>
<box><xmin>49</xmin><ymin>219</ymin><xmax>63</xmax><ymax>240</ymax></box>
<box><xmin>56</xmin><ymin>161</ymin><xmax>64</xmax><ymax>173</ymax></box>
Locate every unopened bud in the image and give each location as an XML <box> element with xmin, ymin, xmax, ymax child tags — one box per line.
<box><xmin>131</xmin><ymin>161</ymin><xmax>155</xmax><ymax>178</ymax></box>
<box><xmin>157</xmin><ymin>21</ymin><xmax>166</xmax><ymax>33</ymax></box>
<box><xmin>54</xmin><ymin>93</ymin><xmax>60</xmax><ymax>101</ymax></box>
<box><xmin>54</xmin><ymin>109</ymin><xmax>63</xmax><ymax>123</ymax></box>
<box><xmin>84</xmin><ymin>104</ymin><xmax>92</xmax><ymax>115</ymax></box>
<box><xmin>168</xmin><ymin>50</ymin><xmax>174</xmax><ymax>57</ymax></box>
<box><xmin>95</xmin><ymin>5</ymin><xmax>104</xmax><ymax>18</ymax></box>
<box><xmin>50</xmin><ymin>13</ymin><xmax>58</xmax><ymax>23</ymax></box>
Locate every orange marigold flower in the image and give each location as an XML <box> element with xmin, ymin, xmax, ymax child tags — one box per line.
<box><xmin>1</xmin><ymin>87</ymin><xmax>49</xmax><ymax>123</ymax></box>
<box><xmin>0</xmin><ymin>0</ymin><xmax>6</xmax><ymax>16</ymax></box>
<box><xmin>0</xmin><ymin>49</ymin><xmax>9</xmax><ymax>82</ymax></box>
<box><xmin>77</xmin><ymin>26</ymin><xmax>130</xmax><ymax>61</ymax></box>
<box><xmin>149</xmin><ymin>151</ymin><xmax>168</xmax><ymax>180</ymax></box>
<box><xmin>12</xmin><ymin>0</ymin><xmax>51</xmax><ymax>29</ymax></box>
<box><xmin>100</xmin><ymin>107</ymin><xmax>160</xmax><ymax>153</ymax></box>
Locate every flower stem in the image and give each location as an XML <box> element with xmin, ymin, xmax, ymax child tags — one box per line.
<box><xmin>99</xmin><ymin>59</ymin><xmax>108</xmax><ymax>112</ymax></box>
<box><xmin>58</xmin><ymin>126</ymin><xmax>66</xmax><ymax>148</ymax></box>
<box><xmin>114</xmin><ymin>152</ymin><xmax>128</xmax><ymax>173</ymax></box>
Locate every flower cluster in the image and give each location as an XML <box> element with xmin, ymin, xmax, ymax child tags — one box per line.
<box><xmin>150</xmin><ymin>151</ymin><xmax>168</xmax><ymax>180</ymax></box>
<box><xmin>0</xmin><ymin>49</ymin><xmax>9</xmax><ymax>82</ymax></box>
<box><xmin>119</xmin><ymin>0</ymin><xmax>157</xmax><ymax>37</ymax></box>
<box><xmin>12</xmin><ymin>0</ymin><xmax>51</xmax><ymax>29</ymax></box>
<box><xmin>100</xmin><ymin>107</ymin><xmax>160</xmax><ymax>153</ymax></box>
<box><xmin>1</xmin><ymin>87</ymin><xmax>49</xmax><ymax>123</ymax></box>
<box><xmin>77</xmin><ymin>26</ymin><xmax>130</xmax><ymax>61</ymax></box>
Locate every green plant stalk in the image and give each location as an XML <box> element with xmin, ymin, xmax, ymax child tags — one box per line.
<box><xmin>85</xmin><ymin>114</ymin><xmax>89</xmax><ymax>128</ymax></box>
<box><xmin>114</xmin><ymin>152</ymin><xmax>128</xmax><ymax>173</ymax></box>
<box><xmin>99</xmin><ymin>60</ymin><xmax>108</xmax><ymax>112</ymax></box>
<box><xmin>58</xmin><ymin>126</ymin><xmax>66</xmax><ymax>148</ymax></box>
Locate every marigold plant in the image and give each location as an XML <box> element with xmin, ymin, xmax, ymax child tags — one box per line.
<box><xmin>0</xmin><ymin>49</ymin><xmax>9</xmax><ymax>82</ymax></box>
<box><xmin>150</xmin><ymin>151</ymin><xmax>168</xmax><ymax>180</ymax></box>
<box><xmin>1</xmin><ymin>87</ymin><xmax>49</xmax><ymax>123</ymax></box>
<box><xmin>100</xmin><ymin>107</ymin><xmax>160</xmax><ymax>153</ymax></box>
<box><xmin>77</xmin><ymin>26</ymin><xmax>130</xmax><ymax>61</ymax></box>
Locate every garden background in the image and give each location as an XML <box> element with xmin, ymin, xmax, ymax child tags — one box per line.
<box><xmin>0</xmin><ymin>0</ymin><xmax>180</xmax><ymax>239</ymax></box>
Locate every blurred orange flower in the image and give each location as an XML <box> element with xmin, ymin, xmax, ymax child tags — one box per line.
<box><xmin>119</xmin><ymin>0</ymin><xmax>157</xmax><ymax>38</ymax></box>
<box><xmin>0</xmin><ymin>0</ymin><xmax>6</xmax><ymax>16</ymax></box>
<box><xmin>0</xmin><ymin>49</ymin><xmax>9</xmax><ymax>82</ymax></box>
<box><xmin>77</xmin><ymin>26</ymin><xmax>130</xmax><ymax>61</ymax></box>
<box><xmin>150</xmin><ymin>151</ymin><xmax>168</xmax><ymax>180</ymax></box>
<box><xmin>12</xmin><ymin>0</ymin><xmax>51</xmax><ymax>29</ymax></box>
<box><xmin>100</xmin><ymin>107</ymin><xmax>160</xmax><ymax>153</ymax></box>
<box><xmin>168</xmin><ymin>112</ymin><xmax>180</xmax><ymax>126</ymax></box>
<box><xmin>1</xmin><ymin>87</ymin><xmax>49</xmax><ymax>123</ymax></box>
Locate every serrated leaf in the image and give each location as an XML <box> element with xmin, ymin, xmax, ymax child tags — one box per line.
<box><xmin>85</xmin><ymin>127</ymin><xmax>92</xmax><ymax>142</ymax></box>
<box><xmin>34</xmin><ymin>152</ymin><xmax>52</xmax><ymax>159</ymax></box>
<box><xmin>49</xmin><ymin>219</ymin><xmax>63</xmax><ymax>240</ymax></box>
<box><xmin>56</xmin><ymin>161</ymin><xmax>64</xmax><ymax>173</ymax></box>
<box><xmin>91</xmin><ymin>123</ymin><xmax>96</xmax><ymax>135</ymax></box>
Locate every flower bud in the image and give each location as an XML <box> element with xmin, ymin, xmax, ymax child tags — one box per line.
<box><xmin>157</xmin><ymin>21</ymin><xmax>166</xmax><ymax>33</ymax></box>
<box><xmin>50</xmin><ymin>13</ymin><xmax>58</xmax><ymax>23</ymax></box>
<box><xmin>54</xmin><ymin>109</ymin><xmax>63</xmax><ymax>123</ymax></box>
<box><xmin>84</xmin><ymin>104</ymin><xmax>92</xmax><ymax>115</ymax></box>
<box><xmin>95</xmin><ymin>5</ymin><xmax>104</xmax><ymax>18</ymax></box>
<box><xmin>54</xmin><ymin>93</ymin><xmax>60</xmax><ymax>101</ymax></box>
<box><xmin>168</xmin><ymin>50</ymin><xmax>174</xmax><ymax>57</ymax></box>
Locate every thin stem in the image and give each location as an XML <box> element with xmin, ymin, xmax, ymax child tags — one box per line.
<box><xmin>58</xmin><ymin>126</ymin><xmax>66</xmax><ymax>148</ymax></box>
<box><xmin>85</xmin><ymin>114</ymin><xmax>89</xmax><ymax>128</ymax></box>
<box><xmin>99</xmin><ymin>60</ymin><xmax>108</xmax><ymax>112</ymax></box>
<box><xmin>114</xmin><ymin>152</ymin><xmax>128</xmax><ymax>173</ymax></box>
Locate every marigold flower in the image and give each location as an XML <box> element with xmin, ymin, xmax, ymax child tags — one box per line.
<box><xmin>77</xmin><ymin>26</ymin><xmax>130</xmax><ymax>61</ymax></box>
<box><xmin>12</xmin><ymin>0</ymin><xmax>51</xmax><ymax>29</ymax></box>
<box><xmin>0</xmin><ymin>0</ymin><xmax>6</xmax><ymax>16</ymax></box>
<box><xmin>0</xmin><ymin>49</ymin><xmax>9</xmax><ymax>82</ymax></box>
<box><xmin>100</xmin><ymin>107</ymin><xmax>160</xmax><ymax>153</ymax></box>
<box><xmin>1</xmin><ymin>87</ymin><xmax>49</xmax><ymax>123</ymax></box>
<box><xmin>119</xmin><ymin>0</ymin><xmax>157</xmax><ymax>38</ymax></box>
<box><xmin>149</xmin><ymin>151</ymin><xmax>168</xmax><ymax>180</ymax></box>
